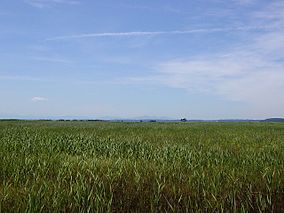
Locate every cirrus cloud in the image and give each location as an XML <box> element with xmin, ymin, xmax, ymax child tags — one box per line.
<box><xmin>122</xmin><ymin>1</ymin><xmax>284</xmax><ymax>116</ymax></box>
<box><xmin>25</xmin><ymin>0</ymin><xmax>79</xmax><ymax>8</ymax></box>
<box><xmin>31</xmin><ymin>96</ymin><xmax>48</xmax><ymax>102</ymax></box>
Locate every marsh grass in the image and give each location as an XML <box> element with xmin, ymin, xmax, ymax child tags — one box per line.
<box><xmin>0</xmin><ymin>121</ymin><xmax>284</xmax><ymax>212</ymax></box>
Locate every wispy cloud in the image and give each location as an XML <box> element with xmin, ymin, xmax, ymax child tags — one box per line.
<box><xmin>0</xmin><ymin>75</ymin><xmax>42</xmax><ymax>81</ymax></box>
<box><xmin>26</xmin><ymin>0</ymin><xmax>79</xmax><ymax>8</ymax></box>
<box><xmin>233</xmin><ymin>0</ymin><xmax>256</xmax><ymax>5</ymax></box>
<box><xmin>119</xmin><ymin>1</ymin><xmax>284</xmax><ymax>116</ymax></box>
<box><xmin>254</xmin><ymin>1</ymin><xmax>284</xmax><ymax>27</ymax></box>
<box><xmin>0</xmin><ymin>74</ymin><xmax>117</xmax><ymax>86</ymax></box>
<box><xmin>120</xmin><ymin>3</ymin><xmax>182</xmax><ymax>14</ymax></box>
<box><xmin>46</xmin><ymin>26</ymin><xmax>271</xmax><ymax>41</ymax></box>
<box><xmin>124</xmin><ymin>48</ymin><xmax>284</xmax><ymax>115</ymax></box>
<box><xmin>30</xmin><ymin>56</ymin><xmax>73</xmax><ymax>63</ymax></box>
<box><xmin>31</xmin><ymin>96</ymin><xmax>48</xmax><ymax>102</ymax></box>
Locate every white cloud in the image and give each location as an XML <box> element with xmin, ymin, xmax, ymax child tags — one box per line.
<box><xmin>46</xmin><ymin>26</ymin><xmax>272</xmax><ymax>41</ymax></box>
<box><xmin>0</xmin><ymin>75</ymin><xmax>41</xmax><ymax>81</ymax></box>
<box><xmin>26</xmin><ymin>0</ymin><xmax>79</xmax><ymax>8</ymax></box>
<box><xmin>126</xmin><ymin>52</ymin><xmax>284</xmax><ymax>116</ymax></box>
<box><xmin>121</xmin><ymin>1</ymin><xmax>284</xmax><ymax>116</ymax></box>
<box><xmin>30</xmin><ymin>56</ymin><xmax>73</xmax><ymax>63</ymax></box>
<box><xmin>31</xmin><ymin>97</ymin><xmax>48</xmax><ymax>102</ymax></box>
<box><xmin>233</xmin><ymin>0</ymin><xmax>256</xmax><ymax>5</ymax></box>
<box><xmin>256</xmin><ymin>1</ymin><xmax>284</xmax><ymax>17</ymax></box>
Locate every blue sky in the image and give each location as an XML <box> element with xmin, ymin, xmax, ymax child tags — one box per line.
<box><xmin>0</xmin><ymin>0</ymin><xmax>283</xmax><ymax>119</ymax></box>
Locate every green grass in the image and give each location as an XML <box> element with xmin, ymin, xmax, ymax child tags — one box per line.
<box><xmin>0</xmin><ymin>121</ymin><xmax>284</xmax><ymax>212</ymax></box>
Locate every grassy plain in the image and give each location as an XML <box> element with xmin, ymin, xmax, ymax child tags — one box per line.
<box><xmin>0</xmin><ymin>121</ymin><xmax>284</xmax><ymax>212</ymax></box>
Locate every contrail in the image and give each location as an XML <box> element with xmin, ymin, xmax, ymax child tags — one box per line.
<box><xmin>46</xmin><ymin>26</ymin><xmax>272</xmax><ymax>41</ymax></box>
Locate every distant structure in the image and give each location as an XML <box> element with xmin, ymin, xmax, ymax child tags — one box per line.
<box><xmin>180</xmin><ymin>118</ymin><xmax>187</xmax><ymax>122</ymax></box>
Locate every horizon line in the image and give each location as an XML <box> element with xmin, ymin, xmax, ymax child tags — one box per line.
<box><xmin>0</xmin><ymin>117</ymin><xmax>283</xmax><ymax>121</ymax></box>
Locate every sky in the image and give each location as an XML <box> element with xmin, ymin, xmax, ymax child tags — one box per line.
<box><xmin>0</xmin><ymin>0</ymin><xmax>284</xmax><ymax>119</ymax></box>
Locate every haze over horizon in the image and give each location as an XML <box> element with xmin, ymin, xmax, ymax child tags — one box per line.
<box><xmin>1</xmin><ymin>0</ymin><xmax>284</xmax><ymax>119</ymax></box>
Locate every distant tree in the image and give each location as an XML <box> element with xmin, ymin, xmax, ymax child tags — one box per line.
<box><xmin>181</xmin><ymin>118</ymin><xmax>187</xmax><ymax>122</ymax></box>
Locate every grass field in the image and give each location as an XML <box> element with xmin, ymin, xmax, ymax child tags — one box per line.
<box><xmin>0</xmin><ymin>121</ymin><xmax>284</xmax><ymax>212</ymax></box>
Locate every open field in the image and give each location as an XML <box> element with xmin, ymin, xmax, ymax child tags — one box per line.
<box><xmin>0</xmin><ymin>121</ymin><xmax>284</xmax><ymax>212</ymax></box>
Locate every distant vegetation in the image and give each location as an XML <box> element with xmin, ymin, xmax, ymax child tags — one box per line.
<box><xmin>262</xmin><ymin>118</ymin><xmax>284</xmax><ymax>122</ymax></box>
<box><xmin>0</xmin><ymin>121</ymin><xmax>284</xmax><ymax>212</ymax></box>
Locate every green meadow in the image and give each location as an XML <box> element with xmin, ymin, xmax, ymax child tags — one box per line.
<box><xmin>0</xmin><ymin>121</ymin><xmax>283</xmax><ymax>212</ymax></box>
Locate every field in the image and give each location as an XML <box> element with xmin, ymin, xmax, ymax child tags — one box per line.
<box><xmin>0</xmin><ymin>121</ymin><xmax>284</xmax><ymax>212</ymax></box>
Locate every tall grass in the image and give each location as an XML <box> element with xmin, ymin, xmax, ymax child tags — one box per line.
<box><xmin>0</xmin><ymin>121</ymin><xmax>284</xmax><ymax>212</ymax></box>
